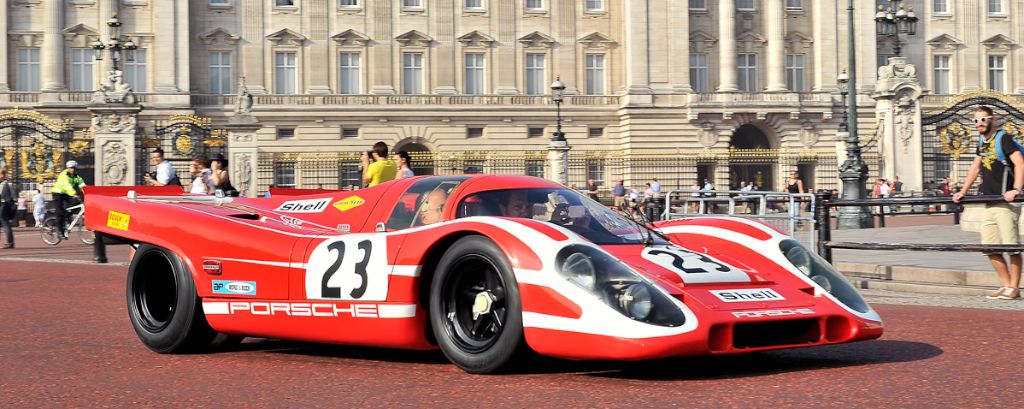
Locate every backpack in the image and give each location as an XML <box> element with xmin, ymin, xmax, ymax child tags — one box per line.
<box><xmin>980</xmin><ymin>130</ymin><xmax>1024</xmax><ymax>166</ymax></box>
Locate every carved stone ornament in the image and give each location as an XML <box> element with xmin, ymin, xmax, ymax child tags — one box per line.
<box><xmin>102</xmin><ymin>140</ymin><xmax>128</xmax><ymax>185</ymax></box>
<box><xmin>91</xmin><ymin>70</ymin><xmax>138</xmax><ymax>105</ymax></box>
<box><xmin>697</xmin><ymin>121</ymin><xmax>718</xmax><ymax>147</ymax></box>
<box><xmin>233</xmin><ymin>133</ymin><xmax>254</xmax><ymax>143</ymax></box>
<box><xmin>878</xmin><ymin>58</ymin><xmax>917</xmax><ymax>80</ymax></box>
<box><xmin>233</xmin><ymin>153</ymin><xmax>252</xmax><ymax>197</ymax></box>
<box><xmin>894</xmin><ymin>92</ymin><xmax>916</xmax><ymax>152</ymax></box>
<box><xmin>798</xmin><ymin>121</ymin><xmax>818</xmax><ymax>147</ymax></box>
<box><xmin>235</xmin><ymin>76</ymin><xmax>253</xmax><ymax>114</ymax></box>
<box><xmin>91</xmin><ymin>113</ymin><xmax>137</xmax><ymax>134</ymax></box>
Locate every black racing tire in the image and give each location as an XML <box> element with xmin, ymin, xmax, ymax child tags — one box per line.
<box><xmin>429</xmin><ymin>235</ymin><xmax>525</xmax><ymax>374</ymax></box>
<box><xmin>126</xmin><ymin>244</ymin><xmax>216</xmax><ymax>353</ymax></box>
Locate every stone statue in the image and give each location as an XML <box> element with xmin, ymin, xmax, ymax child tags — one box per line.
<box><xmin>92</xmin><ymin>70</ymin><xmax>138</xmax><ymax>105</ymax></box>
<box><xmin>235</xmin><ymin>76</ymin><xmax>253</xmax><ymax>114</ymax></box>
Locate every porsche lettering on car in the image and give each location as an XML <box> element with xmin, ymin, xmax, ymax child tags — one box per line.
<box><xmin>85</xmin><ymin>175</ymin><xmax>882</xmax><ymax>374</ymax></box>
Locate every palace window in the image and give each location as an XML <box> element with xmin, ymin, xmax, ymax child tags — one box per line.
<box><xmin>785</xmin><ymin>54</ymin><xmax>805</xmax><ymax>92</ymax></box>
<box><xmin>16</xmin><ymin>48</ymin><xmax>40</xmax><ymax>91</ymax></box>
<box><xmin>70</xmin><ymin>48</ymin><xmax>94</xmax><ymax>91</ymax></box>
<box><xmin>585</xmin><ymin>54</ymin><xmax>605</xmax><ymax>95</ymax></box>
<box><xmin>988</xmin><ymin>55</ymin><xmax>1005</xmax><ymax>92</ymax></box>
<box><xmin>208</xmin><ymin>51</ymin><xmax>233</xmax><ymax>94</ymax></box>
<box><xmin>464</xmin><ymin>53</ymin><xmax>485</xmax><ymax>95</ymax></box>
<box><xmin>933</xmin><ymin>55</ymin><xmax>951</xmax><ymax>94</ymax></box>
<box><xmin>525</xmin><ymin>53</ymin><xmax>546</xmax><ymax>95</ymax></box>
<box><xmin>737</xmin><ymin>53</ymin><xmax>758</xmax><ymax>92</ymax></box>
<box><xmin>689</xmin><ymin>53</ymin><xmax>709</xmax><ymax>92</ymax></box>
<box><xmin>124</xmin><ymin>49</ymin><xmax>148</xmax><ymax>92</ymax></box>
<box><xmin>402</xmin><ymin>52</ymin><xmax>424</xmax><ymax>94</ymax></box>
<box><xmin>274</xmin><ymin>51</ymin><xmax>297</xmax><ymax>94</ymax></box>
<box><xmin>339</xmin><ymin>52</ymin><xmax>361</xmax><ymax>94</ymax></box>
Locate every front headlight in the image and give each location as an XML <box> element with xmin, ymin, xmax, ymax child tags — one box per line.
<box><xmin>779</xmin><ymin>240</ymin><xmax>870</xmax><ymax>313</ymax></box>
<box><xmin>556</xmin><ymin>245</ymin><xmax>685</xmax><ymax>327</ymax></box>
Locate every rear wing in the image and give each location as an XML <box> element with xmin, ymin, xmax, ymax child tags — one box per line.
<box><xmin>84</xmin><ymin>186</ymin><xmax>186</xmax><ymax>197</ymax></box>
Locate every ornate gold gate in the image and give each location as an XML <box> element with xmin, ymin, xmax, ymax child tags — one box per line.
<box><xmin>0</xmin><ymin>108</ymin><xmax>92</xmax><ymax>190</ymax></box>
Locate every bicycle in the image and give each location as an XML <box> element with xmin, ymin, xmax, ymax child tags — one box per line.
<box><xmin>40</xmin><ymin>203</ymin><xmax>95</xmax><ymax>246</ymax></box>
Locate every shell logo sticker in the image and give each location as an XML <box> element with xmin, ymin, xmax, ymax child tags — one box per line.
<box><xmin>107</xmin><ymin>211</ymin><xmax>131</xmax><ymax>231</ymax></box>
<box><xmin>334</xmin><ymin>196</ymin><xmax>365</xmax><ymax>212</ymax></box>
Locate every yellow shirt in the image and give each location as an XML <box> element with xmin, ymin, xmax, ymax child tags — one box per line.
<box><xmin>366</xmin><ymin>159</ymin><xmax>398</xmax><ymax>187</ymax></box>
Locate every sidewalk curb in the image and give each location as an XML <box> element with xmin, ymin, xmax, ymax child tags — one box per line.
<box><xmin>0</xmin><ymin>256</ymin><xmax>128</xmax><ymax>266</ymax></box>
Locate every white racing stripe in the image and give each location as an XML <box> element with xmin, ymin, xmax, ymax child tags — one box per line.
<box><xmin>203</xmin><ymin>302</ymin><xmax>229</xmax><ymax>315</ymax></box>
<box><xmin>377</xmin><ymin>304</ymin><xmax>418</xmax><ymax>318</ymax></box>
<box><xmin>217</xmin><ymin>257</ymin><xmax>306</xmax><ymax>269</ymax></box>
<box><xmin>391</xmin><ymin>265</ymin><xmax>422</xmax><ymax>277</ymax></box>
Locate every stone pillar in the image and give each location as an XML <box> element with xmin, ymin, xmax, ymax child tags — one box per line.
<box><xmin>811</xmin><ymin>0</ymin><xmax>837</xmax><ymax>91</ymax></box>
<box><xmin>668</xmin><ymin>1</ymin><xmax>691</xmax><ymax>93</ymax></box>
<box><xmin>493</xmin><ymin>0</ymin><xmax>517</xmax><ymax>94</ymax></box>
<box><xmin>624</xmin><ymin>0</ymin><xmax>652</xmax><ymax>101</ymax></box>
<box><xmin>764</xmin><ymin>0</ymin><xmax>787</xmax><ymax>92</ymax></box>
<box><xmin>0</xmin><ymin>3</ymin><xmax>9</xmax><ymax>91</ymax></box>
<box><xmin>89</xmin><ymin>106</ymin><xmax>141</xmax><ymax>186</ymax></box>
<box><xmin>874</xmin><ymin>57</ymin><xmax>924</xmax><ymax>192</ymax></box>
<box><xmin>241</xmin><ymin>0</ymin><xmax>266</xmax><ymax>94</ymax></box>
<box><xmin>153</xmin><ymin>0</ymin><xmax>183</xmax><ymax>92</ymax></box>
<box><xmin>369</xmin><ymin>0</ymin><xmax>395</xmax><ymax>94</ymax></box>
<box><xmin>225</xmin><ymin>115</ymin><xmax>262</xmax><ymax>198</ymax></box>
<box><xmin>717</xmin><ymin>0</ymin><xmax>739</xmax><ymax>92</ymax></box>
<box><xmin>41</xmin><ymin>0</ymin><xmax>65</xmax><ymax>91</ymax></box>
<box><xmin>546</xmin><ymin>140</ymin><xmax>570</xmax><ymax>186</ymax></box>
<box><xmin>307</xmin><ymin>0</ymin><xmax>331</xmax><ymax>94</ymax></box>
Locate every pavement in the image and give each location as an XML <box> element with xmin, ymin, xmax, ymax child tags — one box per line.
<box><xmin>1</xmin><ymin>215</ymin><xmax>1022</xmax><ymax>310</ymax></box>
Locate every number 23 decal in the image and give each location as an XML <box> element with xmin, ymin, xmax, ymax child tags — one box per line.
<box><xmin>305</xmin><ymin>235</ymin><xmax>389</xmax><ymax>301</ymax></box>
<box><xmin>641</xmin><ymin>246</ymin><xmax>751</xmax><ymax>283</ymax></box>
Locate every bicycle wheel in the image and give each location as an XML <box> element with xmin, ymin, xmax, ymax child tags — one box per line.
<box><xmin>78</xmin><ymin>221</ymin><xmax>96</xmax><ymax>245</ymax></box>
<box><xmin>40</xmin><ymin>217</ymin><xmax>62</xmax><ymax>246</ymax></box>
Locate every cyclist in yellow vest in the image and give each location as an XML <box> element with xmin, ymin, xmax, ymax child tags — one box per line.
<box><xmin>53</xmin><ymin>161</ymin><xmax>86</xmax><ymax>237</ymax></box>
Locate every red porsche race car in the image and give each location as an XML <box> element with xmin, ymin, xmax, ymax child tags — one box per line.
<box><xmin>85</xmin><ymin>175</ymin><xmax>882</xmax><ymax>374</ymax></box>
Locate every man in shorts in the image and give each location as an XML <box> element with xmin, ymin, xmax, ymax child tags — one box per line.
<box><xmin>953</xmin><ymin>106</ymin><xmax>1023</xmax><ymax>300</ymax></box>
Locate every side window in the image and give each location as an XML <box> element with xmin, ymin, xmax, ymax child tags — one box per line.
<box><xmin>386</xmin><ymin>178</ymin><xmax>466</xmax><ymax>230</ymax></box>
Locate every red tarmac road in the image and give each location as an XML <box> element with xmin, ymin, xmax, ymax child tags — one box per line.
<box><xmin>1</xmin><ymin>254</ymin><xmax>1022</xmax><ymax>408</ymax></box>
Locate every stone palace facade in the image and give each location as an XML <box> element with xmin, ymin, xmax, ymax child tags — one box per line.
<box><xmin>1</xmin><ymin>0</ymin><xmax>1023</xmax><ymax>197</ymax></box>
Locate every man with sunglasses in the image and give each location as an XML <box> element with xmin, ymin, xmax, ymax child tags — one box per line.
<box><xmin>953</xmin><ymin>106</ymin><xmax>1023</xmax><ymax>300</ymax></box>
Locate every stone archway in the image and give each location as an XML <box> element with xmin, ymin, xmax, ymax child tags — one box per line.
<box><xmin>394</xmin><ymin>140</ymin><xmax>433</xmax><ymax>176</ymax></box>
<box><xmin>729</xmin><ymin>124</ymin><xmax>776</xmax><ymax>191</ymax></box>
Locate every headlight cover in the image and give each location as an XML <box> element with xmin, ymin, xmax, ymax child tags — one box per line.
<box><xmin>779</xmin><ymin>240</ymin><xmax>871</xmax><ymax>313</ymax></box>
<box><xmin>556</xmin><ymin>245</ymin><xmax>685</xmax><ymax>327</ymax></box>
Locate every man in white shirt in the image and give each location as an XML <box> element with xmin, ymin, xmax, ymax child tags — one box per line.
<box><xmin>650</xmin><ymin>178</ymin><xmax>661</xmax><ymax>199</ymax></box>
<box><xmin>143</xmin><ymin>148</ymin><xmax>178</xmax><ymax>187</ymax></box>
<box><xmin>189</xmin><ymin>155</ymin><xmax>214</xmax><ymax>194</ymax></box>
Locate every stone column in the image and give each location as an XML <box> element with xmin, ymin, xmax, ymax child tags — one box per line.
<box><xmin>811</xmin><ymin>0</ymin><xmax>837</xmax><ymax>91</ymax></box>
<box><xmin>89</xmin><ymin>106</ymin><xmax>141</xmax><ymax>186</ymax></box>
<box><xmin>369</xmin><ymin>0</ymin><xmax>395</xmax><ymax>94</ymax></box>
<box><xmin>241</xmin><ymin>0</ymin><xmax>266</xmax><ymax>93</ymax></box>
<box><xmin>174</xmin><ymin>0</ymin><xmax>191</xmax><ymax>93</ymax></box>
<box><xmin>307</xmin><ymin>0</ymin><xmax>331</xmax><ymax>94</ymax></box>
<box><xmin>874</xmin><ymin>57</ymin><xmax>923</xmax><ymax>192</ymax></box>
<box><xmin>764</xmin><ymin>0</ymin><xmax>787</xmax><ymax>92</ymax></box>
<box><xmin>624</xmin><ymin>0</ymin><xmax>652</xmax><ymax>100</ymax></box>
<box><xmin>0</xmin><ymin>3</ymin><xmax>8</xmax><ymax>91</ymax></box>
<box><xmin>152</xmin><ymin>0</ymin><xmax>177</xmax><ymax>92</ymax></box>
<box><xmin>493</xmin><ymin>0</ymin><xmax>517</xmax><ymax>94</ymax></box>
<box><xmin>225</xmin><ymin>115</ymin><xmax>262</xmax><ymax>198</ymax></box>
<box><xmin>546</xmin><ymin>140</ymin><xmax>570</xmax><ymax>186</ymax></box>
<box><xmin>41</xmin><ymin>0</ymin><xmax>65</xmax><ymax>91</ymax></box>
<box><xmin>669</xmin><ymin>1</ymin><xmax>691</xmax><ymax>93</ymax></box>
<box><xmin>717</xmin><ymin>0</ymin><xmax>739</xmax><ymax>92</ymax></box>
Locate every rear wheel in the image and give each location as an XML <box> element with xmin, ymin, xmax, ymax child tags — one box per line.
<box><xmin>126</xmin><ymin>244</ymin><xmax>217</xmax><ymax>353</ymax></box>
<box><xmin>40</xmin><ymin>217</ymin><xmax>61</xmax><ymax>246</ymax></box>
<box><xmin>77</xmin><ymin>216</ymin><xmax>96</xmax><ymax>245</ymax></box>
<box><xmin>429</xmin><ymin>236</ymin><xmax>525</xmax><ymax>374</ymax></box>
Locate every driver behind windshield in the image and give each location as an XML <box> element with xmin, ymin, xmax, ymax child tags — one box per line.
<box><xmin>500</xmin><ymin>190</ymin><xmax>532</xmax><ymax>218</ymax></box>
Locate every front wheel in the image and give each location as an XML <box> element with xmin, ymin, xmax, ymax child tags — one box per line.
<box><xmin>429</xmin><ymin>236</ymin><xmax>525</xmax><ymax>374</ymax></box>
<box><xmin>40</xmin><ymin>217</ymin><xmax>62</xmax><ymax>246</ymax></box>
<box><xmin>77</xmin><ymin>216</ymin><xmax>96</xmax><ymax>245</ymax></box>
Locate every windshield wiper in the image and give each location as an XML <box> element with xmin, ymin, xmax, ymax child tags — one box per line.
<box><xmin>624</xmin><ymin>201</ymin><xmax>655</xmax><ymax>246</ymax></box>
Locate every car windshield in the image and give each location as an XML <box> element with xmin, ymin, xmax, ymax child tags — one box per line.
<box><xmin>457</xmin><ymin>188</ymin><xmax>667</xmax><ymax>245</ymax></box>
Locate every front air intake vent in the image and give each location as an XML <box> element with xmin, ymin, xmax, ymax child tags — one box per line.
<box><xmin>732</xmin><ymin>318</ymin><xmax>820</xmax><ymax>349</ymax></box>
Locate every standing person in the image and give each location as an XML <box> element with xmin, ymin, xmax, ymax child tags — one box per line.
<box><xmin>689</xmin><ymin>181</ymin><xmax>701</xmax><ymax>213</ymax></box>
<box><xmin>209</xmin><ymin>154</ymin><xmax>238</xmax><ymax>196</ymax></box>
<box><xmin>953</xmin><ymin>106</ymin><xmax>1023</xmax><ymax>300</ymax></box>
<box><xmin>188</xmin><ymin>155</ymin><xmax>214</xmax><ymax>195</ymax></box>
<box><xmin>611</xmin><ymin>180</ymin><xmax>626</xmax><ymax>210</ymax></box>
<box><xmin>16</xmin><ymin>191</ymin><xmax>28</xmax><ymax>227</ymax></box>
<box><xmin>0</xmin><ymin>170</ymin><xmax>15</xmax><ymax>248</ymax></box>
<box><xmin>143</xmin><ymin>148</ymin><xmax>180</xmax><ymax>188</ymax></box>
<box><xmin>786</xmin><ymin>171</ymin><xmax>805</xmax><ymax>194</ymax></box>
<box><xmin>891</xmin><ymin>175</ymin><xmax>904</xmax><ymax>196</ymax></box>
<box><xmin>32</xmin><ymin>189</ymin><xmax>46</xmax><ymax>228</ymax></box>
<box><xmin>362</xmin><ymin>141</ymin><xmax>397</xmax><ymax>187</ymax></box>
<box><xmin>394</xmin><ymin>150</ymin><xmax>415</xmax><ymax>179</ymax></box>
<box><xmin>650</xmin><ymin>177</ymin><xmax>662</xmax><ymax>199</ymax></box>
<box><xmin>52</xmin><ymin>161</ymin><xmax>86</xmax><ymax>238</ymax></box>
<box><xmin>586</xmin><ymin>179</ymin><xmax>600</xmax><ymax>202</ymax></box>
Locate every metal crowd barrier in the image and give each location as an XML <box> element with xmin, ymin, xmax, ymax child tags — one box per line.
<box><xmin>814</xmin><ymin>192</ymin><xmax>1024</xmax><ymax>262</ymax></box>
<box><xmin>662</xmin><ymin>189</ymin><xmax>817</xmax><ymax>249</ymax></box>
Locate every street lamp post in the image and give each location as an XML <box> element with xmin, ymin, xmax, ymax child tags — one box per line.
<box><xmin>836</xmin><ymin>1</ymin><xmax>873</xmax><ymax>229</ymax></box>
<box><xmin>547</xmin><ymin>76</ymin><xmax>570</xmax><ymax>186</ymax></box>
<box><xmin>91</xmin><ymin>13</ymin><xmax>137</xmax><ymax>80</ymax></box>
<box><xmin>874</xmin><ymin>1</ymin><xmax>918</xmax><ymax>57</ymax></box>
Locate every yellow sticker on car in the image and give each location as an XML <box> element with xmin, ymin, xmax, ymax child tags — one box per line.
<box><xmin>333</xmin><ymin>196</ymin><xmax>365</xmax><ymax>212</ymax></box>
<box><xmin>107</xmin><ymin>211</ymin><xmax>131</xmax><ymax>231</ymax></box>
